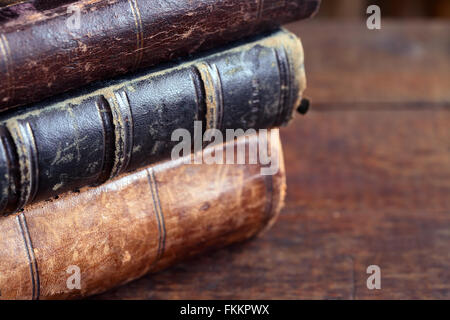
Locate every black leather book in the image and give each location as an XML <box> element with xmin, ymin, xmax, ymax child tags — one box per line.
<box><xmin>0</xmin><ymin>28</ymin><xmax>306</xmax><ymax>215</ymax></box>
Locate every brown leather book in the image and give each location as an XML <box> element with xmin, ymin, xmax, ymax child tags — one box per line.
<box><xmin>0</xmin><ymin>0</ymin><xmax>320</xmax><ymax>111</ymax></box>
<box><xmin>0</xmin><ymin>0</ymin><xmax>18</xmax><ymax>6</ymax></box>
<box><xmin>0</xmin><ymin>129</ymin><xmax>285</xmax><ymax>299</ymax></box>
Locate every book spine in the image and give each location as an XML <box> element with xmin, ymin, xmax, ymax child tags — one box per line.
<box><xmin>0</xmin><ymin>0</ymin><xmax>22</xmax><ymax>7</ymax></box>
<box><xmin>0</xmin><ymin>29</ymin><xmax>305</xmax><ymax>215</ymax></box>
<box><xmin>0</xmin><ymin>130</ymin><xmax>285</xmax><ymax>299</ymax></box>
<box><xmin>0</xmin><ymin>0</ymin><xmax>319</xmax><ymax>111</ymax></box>
<box><xmin>0</xmin><ymin>1</ymin><xmax>75</xmax><ymax>9</ymax></box>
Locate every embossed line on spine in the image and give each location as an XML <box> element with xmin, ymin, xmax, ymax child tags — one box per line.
<box><xmin>128</xmin><ymin>0</ymin><xmax>144</xmax><ymax>69</ymax></box>
<box><xmin>256</xmin><ymin>0</ymin><xmax>264</xmax><ymax>20</ymax></box>
<box><xmin>195</xmin><ymin>63</ymin><xmax>224</xmax><ymax>131</ymax></box>
<box><xmin>0</xmin><ymin>33</ymin><xmax>13</xmax><ymax>102</ymax></box>
<box><xmin>257</xmin><ymin>0</ymin><xmax>288</xmax><ymax>19</ymax></box>
<box><xmin>17</xmin><ymin>213</ymin><xmax>40</xmax><ymax>300</ymax></box>
<box><xmin>7</xmin><ymin>121</ymin><xmax>39</xmax><ymax>211</ymax></box>
<box><xmin>146</xmin><ymin>167</ymin><xmax>166</xmax><ymax>262</ymax></box>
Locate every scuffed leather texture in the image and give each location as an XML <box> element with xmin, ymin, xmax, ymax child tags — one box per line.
<box><xmin>0</xmin><ymin>29</ymin><xmax>305</xmax><ymax>215</ymax></box>
<box><xmin>0</xmin><ymin>0</ymin><xmax>320</xmax><ymax>110</ymax></box>
<box><xmin>0</xmin><ymin>125</ymin><xmax>19</xmax><ymax>213</ymax></box>
<box><xmin>1</xmin><ymin>1</ymin><xmax>76</xmax><ymax>9</ymax></box>
<box><xmin>0</xmin><ymin>130</ymin><xmax>286</xmax><ymax>299</ymax></box>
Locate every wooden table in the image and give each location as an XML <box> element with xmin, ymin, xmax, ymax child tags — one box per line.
<box><xmin>95</xmin><ymin>20</ymin><xmax>450</xmax><ymax>299</ymax></box>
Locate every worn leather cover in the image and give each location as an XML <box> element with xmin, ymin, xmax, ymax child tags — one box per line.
<box><xmin>0</xmin><ymin>130</ymin><xmax>286</xmax><ymax>299</ymax></box>
<box><xmin>0</xmin><ymin>0</ymin><xmax>22</xmax><ymax>6</ymax></box>
<box><xmin>0</xmin><ymin>29</ymin><xmax>305</xmax><ymax>215</ymax></box>
<box><xmin>0</xmin><ymin>0</ymin><xmax>320</xmax><ymax>110</ymax></box>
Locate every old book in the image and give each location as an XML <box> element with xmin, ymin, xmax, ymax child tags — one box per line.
<box><xmin>0</xmin><ymin>129</ymin><xmax>285</xmax><ymax>299</ymax></box>
<box><xmin>0</xmin><ymin>1</ymin><xmax>14</xmax><ymax>6</ymax></box>
<box><xmin>0</xmin><ymin>0</ymin><xmax>320</xmax><ymax>110</ymax></box>
<box><xmin>0</xmin><ymin>29</ymin><xmax>305</xmax><ymax>216</ymax></box>
<box><xmin>0</xmin><ymin>0</ymin><xmax>20</xmax><ymax>6</ymax></box>
<box><xmin>1</xmin><ymin>1</ymin><xmax>76</xmax><ymax>8</ymax></box>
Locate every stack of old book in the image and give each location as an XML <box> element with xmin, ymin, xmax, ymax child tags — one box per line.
<box><xmin>0</xmin><ymin>0</ymin><xmax>319</xmax><ymax>299</ymax></box>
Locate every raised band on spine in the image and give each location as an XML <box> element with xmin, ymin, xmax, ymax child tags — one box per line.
<box><xmin>6</xmin><ymin>120</ymin><xmax>38</xmax><ymax>211</ymax></box>
<box><xmin>195</xmin><ymin>62</ymin><xmax>224</xmax><ymax>131</ymax></box>
<box><xmin>274</xmin><ymin>46</ymin><xmax>293</xmax><ymax>126</ymax></box>
<box><xmin>95</xmin><ymin>96</ymin><xmax>116</xmax><ymax>184</ymax></box>
<box><xmin>107</xmin><ymin>90</ymin><xmax>134</xmax><ymax>178</ymax></box>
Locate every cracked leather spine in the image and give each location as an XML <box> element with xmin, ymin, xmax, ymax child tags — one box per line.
<box><xmin>0</xmin><ymin>0</ymin><xmax>320</xmax><ymax>111</ymax></box>
<box><xmin>0</xmin><ymin>28</ymin><xmax>305</xmax><ymax>216</ymax></box>
<box><xmin>0</xmin><ymin>130</ymin><xmax>286</xmax><ymax>299</ymax></box>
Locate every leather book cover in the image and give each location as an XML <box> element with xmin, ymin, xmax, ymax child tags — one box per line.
<box><xmin>0</xmin><ymin>129</ymin><xmax>286</xmax><ymax>299</ymax></box>
<box><xmin>0</xmin><ymin>0</ymin><xmax>320</xmax><ymax>110</ymax></box>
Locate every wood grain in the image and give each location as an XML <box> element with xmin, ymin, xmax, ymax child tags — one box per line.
<box><xmin>286</xmin><ymin>20</ymin><xmax>450</xmax><ymax>105</ymax></box>
<box><xmin>94</xmin><ymin>21</ymin><xmax>450</xmax><ymax>299</ymax></box>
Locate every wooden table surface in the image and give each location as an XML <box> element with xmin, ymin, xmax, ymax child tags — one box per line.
<box><xmin>95</xmin><ymin>20</ymin><xmax>450</xmax><ymax>299</ymax></box>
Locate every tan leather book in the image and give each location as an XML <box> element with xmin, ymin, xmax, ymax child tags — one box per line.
<box><xmin>0</xmin><ymin>130</ymin><xmax>285</xmax><ymax>299</ymax></box>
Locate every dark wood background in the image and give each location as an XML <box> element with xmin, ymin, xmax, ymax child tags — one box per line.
<box><xmin>318</xmin><ymin>0</ymin><xmax>450</xmax><ymax>18</ymax></box>
<box><xmin>95</xmin><ymin>20</ymin><xmax>450</xmax><ymax>299</ymax></box>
